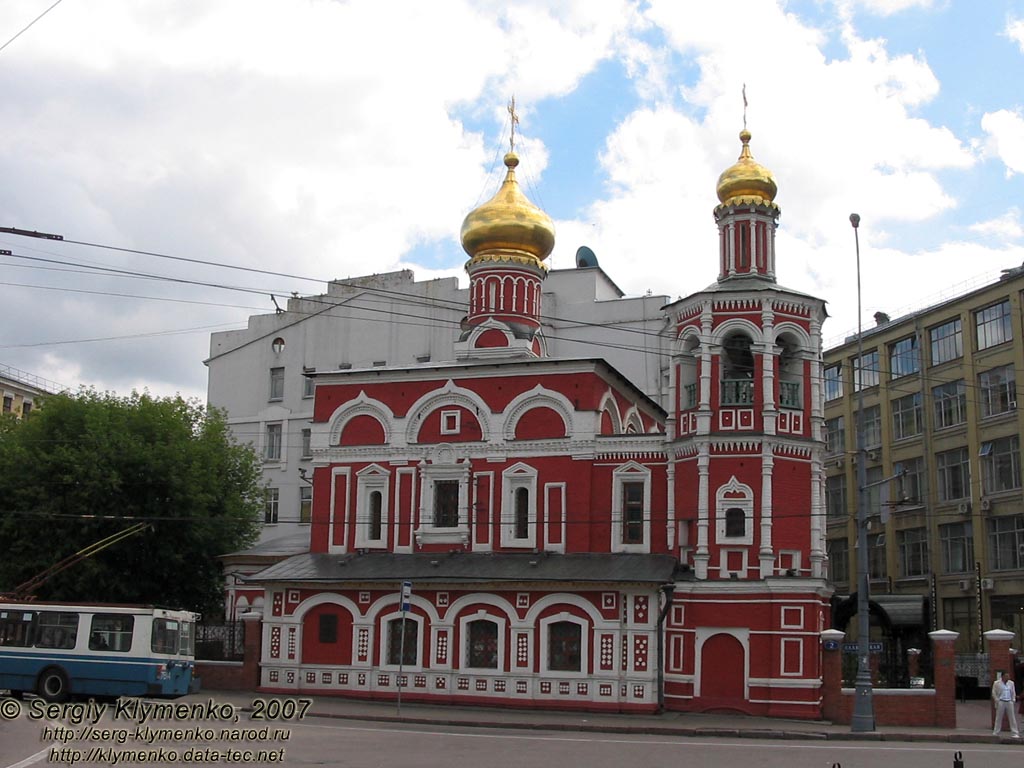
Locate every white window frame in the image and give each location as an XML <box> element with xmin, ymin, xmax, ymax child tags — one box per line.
<box><xmin>264</xmin><ymin>422</ymin><xmax>283</xmax><ymax>462</ymax></box>
<box><xmin>539</xmin><ymin>613</ymin><xmax>589</xmax><ymax>677</ymax></box>
<box><xmin>458</xmin><ymin>611</ymin><xmax>507</xmax><ymax>672</ymax></box>
<box><xmin>269</xmin><ymin>366</ymin><xmax>284</xmax><ymax>401</ymax></box>
<box><xmin>501</xmin><ymin>463</ymin><xmax>537</xmax><ymax>548</ymax></box>
<box><xmin>415</xmin><ymin>461</ymin><xmax>471</xmax><ymax>545</ymax></box>
<box><xmin>355</xmin><ymin>464</ymin><xmax>390</xmax><ymax>549</ymax></box>
<box><xmin>378</xmin><ymin>611</ymin><xmax>423</xmax><ymax>671</ymax></box>
<box><xmin>715</xmin><ymin>476</ymin><xmax>754</xmax><ymax>546</ymax></box>
<box><xmin>440</xmin><ymin>409</ymin><xmax>461</xmax><ymax>436</ymax></box>
<box><xmin>611</xmin><ymin>462</ymin><xmax>652</xmax><ymax>553</ymax></box>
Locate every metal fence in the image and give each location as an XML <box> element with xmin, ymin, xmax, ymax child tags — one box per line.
<box><xmin>195</xmin><ymin>620</ymin><xmax>245</xmax><ymax>661</ymax></box>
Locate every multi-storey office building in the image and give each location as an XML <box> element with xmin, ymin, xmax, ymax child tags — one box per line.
<box><xmin>823</xmin><ymin>268</ymin><xmax>1024</xmax><ymax>652</ymax></box>
<box><xmin>0</xmin><ymin>363</ymin><xmax>60</xmax><ymax>419</ymax></box>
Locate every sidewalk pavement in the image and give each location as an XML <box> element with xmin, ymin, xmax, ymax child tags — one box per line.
<box><xmin>200</xmin><ymin>690</ymin><xmax>1024</xmax><ymax>744</ymax></box>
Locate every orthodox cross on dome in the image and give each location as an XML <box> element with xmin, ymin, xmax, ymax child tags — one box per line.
<box><xmin>508</xmin><ymin>95</ymin><xmax>519</xmax><ymax>153</ymax></box>
<box><xmin>742</xmin><ymin>83</ymin><xmax>748</xmax><ymax>130</ymax></box>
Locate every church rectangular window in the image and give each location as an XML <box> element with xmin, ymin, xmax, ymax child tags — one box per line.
<box><xmin>724</xmin><ymin>507</ymin><xmax>745</xmax><ymax>537</ymax></box>
<box><xmin>547</xmin><ymin>621</ymin><xmax>582</xmax><ymax>672</ymax></box>
<box><xmin>356</xmin><ymin>466</ymin><xmax>390</xmax><ymax>548</ymax></box>
<box><xmin>318</xmin><ymin>614</ymin><xmax>338</xmax><ymax>644</ymax></box>
<box><xmin>622</xmin><ymin>482</ymin><xmax>645</xmax><ymax>544</ymax></box>
<box><xmin>433</xmin><ymin>480</ymin><xmax>460</xmax><ymax>528</ymax></box>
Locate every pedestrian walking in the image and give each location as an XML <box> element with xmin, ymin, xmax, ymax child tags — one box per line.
<box><xmin>992</xmin><ymin>671</ymin><xmax>1021</xmax><ymax>737</ymax></box>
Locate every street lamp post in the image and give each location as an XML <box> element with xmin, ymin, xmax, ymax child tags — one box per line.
<box><xmin>850</xmin><ymin>212</ymin><xmax>876</xmax><ymax>732</ymax></box>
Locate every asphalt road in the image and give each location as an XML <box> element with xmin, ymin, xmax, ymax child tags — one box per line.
<box><xmin>1</xmin><ymin>703</ymin><xmax>1019</xmax><ymax>768</ymax></box>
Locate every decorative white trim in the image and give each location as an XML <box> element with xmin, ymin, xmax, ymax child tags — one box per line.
<box><xmin>328</xmin><ymin>466</ymin><xmax>351</xmax><ymax>554</ymax></box>
<box><xmin>405</xmin><ymin>381</ymin><xmax>492</xmax><ymax>445</ymax></box>
<box><xmin>377</xmin><ymin>609</ymin><xmax>424</xmax><ymax>671</ymax></box>
<box><xmin>457</xmin><ymin>611</ymin><xmax>509</xmax><ymax>672</ymax></box>
<box><xmin>326</xmin><ymin>391</ymin><xmax>394</xmax><ymax>447</ymax></box>
<box><xmin>414</xmin><ymin>458</ymin><xmax>471</xmax><ymax>546</ymax></box>
<box><xmin>538</xmin><ymin>612</ymin><xmax>590</xmax><ymax>677</ymax></box>
<box><xmin>611</xmin><ymin>461</ymin><xmax>652</xmax><ymax>553</ymax></box>
<box><xmin>780</xmin><ymin>637</ymin><xmax>804</xmax><ymax>676</ymax></box>
<box><xmin>597</xmin><ymin>390</ymin><xmax>623</xmax><ymax>434</ymax></box>
<box><xmin>715</xmin><ymin>475</ymin><xmax>754</xmax><ymax>546</ymax></box>
<box><xmin>502</xmin><ymin>384</ymin><xmax>575</xmax><ymax>441</ymax></box>
<box><xmin>544</xmin><ymin>482</ymin><xmax>567</xmax><ymax>553</ymax></box>
<box><xmin>354</xmin><ymin>464</ymin><xmax>390</xmax><ymax>549</ymax></box>
<box><xmin>500</xmin><ymin>462</ymin><xmax>538</xmax><ymax>548</ymax></box>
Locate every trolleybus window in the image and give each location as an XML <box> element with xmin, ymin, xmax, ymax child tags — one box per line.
<box><xmin>151</xmin><ymin>618</ymin><xmax>180</xmax><ymax>654</ymax></box>
<box><xmin>89</xmin><ymin>614</ymin><xmax>134</xmax><ymax>652</ymax></box>
<box><xmin>0</xmin><ymin>610</ymin><xmax>33</xmax><ymax>646</ymax></box>
<box><xmin>179</xmin><ymin>620</ymin><xmax>195</xmax><ymax>655</ymax></box>
<box><xmin>34</xmin><ymin>611</ymin><xmax>79</xmax><ymax>649</ymax></box>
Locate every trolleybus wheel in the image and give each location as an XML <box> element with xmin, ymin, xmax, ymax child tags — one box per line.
<box><xmin>37</xmin><ymin>668</ymin><xmax>69</xmax><ymax>703</ymax></box>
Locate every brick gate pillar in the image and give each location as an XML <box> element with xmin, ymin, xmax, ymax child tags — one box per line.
<box><xmin>929</xmin><ymin>630</ymin><xmax>959</xmax><ymax>729</ymax></box>
<box><xmin>984</xmin><ymin>628</ymin><xmax>1015</xmax><ymax>729</ymax></box>
<box><xmin>820</xmin><ymin>629</ymin><xmax>845</xmax><ymax>723</ymax></box>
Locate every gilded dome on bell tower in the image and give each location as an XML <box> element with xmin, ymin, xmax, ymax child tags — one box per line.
<box><xmin>460</xmin><ymin>151</ymin><xmax>555</xmax><ymax>266</ymax></box>
<box><xmin>716</xmin><ymin>129</ymin><xmax>778</xmax><ymax>209</ymax></box>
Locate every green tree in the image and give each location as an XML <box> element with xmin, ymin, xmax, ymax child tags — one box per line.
<box><xmin>0</xmin><ymin>390</ymin><xmax>263</xmax><ymax>616</ymax></box>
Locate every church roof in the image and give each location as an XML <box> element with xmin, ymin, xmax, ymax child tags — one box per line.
<box><xmin>247</xmin><ymin>552</ymin><xmax>681</xmax><ymax>585</ymax></box>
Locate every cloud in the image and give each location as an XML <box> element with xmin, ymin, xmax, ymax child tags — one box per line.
<box><xmin>1006</xmin><ymin>17</ymin><xmax>1024</xmax><ymax>52</ymax></box>
<box><xmin>969</xmin><ymin>208</ymin><xmax>1024</xmax><ymax>240</ymax></box>
<box><xmin>845</xmin><ymin>0</ymin><xmax>938</xmax><ymax>16</ymax></box>
<box><xmin>982</xmin><ymin>109</ymin><xmax>1024</xmax><ymax>176</ymax></box>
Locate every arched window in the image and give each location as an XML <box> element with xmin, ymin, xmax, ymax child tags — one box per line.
<box><xmin>547</xmin><ymin>621</ymin><xmax>582</xmax><ymax>672</ymax></box>
<box><xmin>466</xmin><ymin>619</ymin><xmax>499</xmax><ymax>669</ymax></box>
<box><xmin>721</xmin><ymin>332</ymin><xmax>755</xmax><ymax>405</ymax></box>
<box><xmin>725</xmin><ymin>507</ymin><xmax>746</xmax><ymax>538</ymax></box>
<box><xmin>387</xmin><ymin>618</ymin><xmax>418</xmax><ymax>666</ymax></box>
<box><xmin>514</xmin><ymin>487</ymin><xmax>529</xmax><ymax>540</ymax></box>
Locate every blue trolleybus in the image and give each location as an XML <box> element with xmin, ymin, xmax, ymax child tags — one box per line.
<box><xmin>0</xmin><ymin>602</ymin><xmax>200</xmax><ymax>701</ymax></box>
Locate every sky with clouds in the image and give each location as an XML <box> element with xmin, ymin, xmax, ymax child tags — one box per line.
<box><xmin>1</xmin><ymin>0</ymin><xmax>1023</xmax><ymax>401</ymax></box>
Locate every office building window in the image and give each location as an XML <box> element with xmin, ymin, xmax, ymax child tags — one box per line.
<box><xmin>932</xmin><ymin>379</ymin><xmax>967</xmax><ymax>428</ymax></box>
<box><xmin>301</xmin><ymin>428</ymin><xmax>312</xmax><ymax>459</ymax></box>
<box><xmin>891</xmin><ymin>393</ymin><xmax>922</xmax><ymax>440</ymax></box>
<box><xmin>824</xmin><ymin>364</ymin><xmax>843</xmax><ymax>401</ymax></box>
<box><xmin>21</xmin><ymin>401</ymin><xmax>31</xmax><ymax>418</ymax></box>
<box><xmin>936</xmin><ymin>447</ymin><xmax>970</xmax><ymax>502</ymax></box>
<box><xmin>264</xmin><ymin>488</ymin><xmax>279</xmax><ymax>524</ymax></box>
<box><xmin>893</xmin><ymin>457</ymin><xmax>926</xmax><ymax>506</ymax></box>
<box><xmin>889</xmin><ymin>335</ymin><xmax>920</xmax><ymax>378</ymax></box>
<box><xmin>265</xmin><ymin>423</ymin><xmax>283</xmax><ymax>461</ymax></box>
<box><xmin>980</xmin><ymin>435</ymin><xmax>1021</xmax><ymax>494</ymax></box>
<box><xmin>856</xmin><ymin>405</ymin><xmax>882</xmax><ymax>448</ymax></box>
<box><xmin>2</xmin><ymin>395</ymin><xmax>11</xmax><ymax>413</ymax></box>
<box><xmin>939</xmin><ymin>522</ymin><xmax>973</xmax><ymax>573</ymax></box>
<box><xmin>299</xmin><ymin>486</ymin><xmax>312</xmax><ymax>524</ymax></box>
<box><xmin>853</xmin><ymin>349</ymin><xmax>880</xmax><ymax>391</ymax></box>
<box><xmin>929</xmin><ymin>318</ymin><xmax>962</xmax><ymax>365</ymax></box>
<box><xmin>827</xmin><ymin>538</ymin><xmax>849</xmax><ymax>584</ymax></box>
<box><xmin>868</xmin><ymin>531</ymin><xmax>886</xmax><ymax>579</ymax></box>
<box><xmin>975</xmin><ymin>299</ymin><xmax>1012</xmax><ymax>350</ymax></box>
<box><xmin>825</xmin><ymin>416</ymin><xmax>845</xmax><ymax>456</ymax></box>
<box><xmin>978</xmin><ymin>364</ymin><xmax>1016</xmax><ymax>417</ymax></box>
<box><xmin>303</xmin><ymin>372</ymin><xmax>315</xmax><ymax>399</ymax></box>
<box><xmin>988</xmin><ymin>515</ymin><xmax>1024</xmax><ymax>571</ymax></box>
<box><xmin>897</xmin><ymin>527</ymin><xmax>929</xmax><ymax>578</ymax></box>
<box><xmin>269</xmin><ymin>367</ymin><xmax>285</xmax><ymax>401</ymax></box>
<box><xmin>826</xmin><ymin>475</ymin><xmax>847</xmax><ymax>520</ymax></box>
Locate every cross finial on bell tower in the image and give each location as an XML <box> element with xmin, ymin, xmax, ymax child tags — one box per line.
<box><xmin>508</xmin><ymin>95</ymin><xmax>519</xmax><ymax>153</ymax></box>
<box><xmin>742</xmin><ymin>83</ymin><xmax>748</xmax><ymax>130</ymax></box>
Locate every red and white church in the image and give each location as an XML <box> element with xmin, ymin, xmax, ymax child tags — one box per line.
<box><xmin>250</xmin><ymin>127</ymin><xmax>833</xmax><ymax>717</ymax></box>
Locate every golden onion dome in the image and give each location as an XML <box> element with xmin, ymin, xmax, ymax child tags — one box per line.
<box><xmin>716</xmin><ymin>129</ymin><xmax>777</xmax><ymax>206</ymax></box>
<box><xmin>460</xmin><ymin>152</ymin><xmax>555</xmax><ymax>262</ymax></box>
